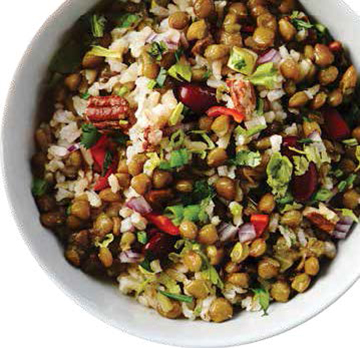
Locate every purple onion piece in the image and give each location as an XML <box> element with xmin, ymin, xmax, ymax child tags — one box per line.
<box><xmin>119</xmin><ymin>250</ymin><xmax>143</xmax><ymax>263</ymax></box>
<box><xmin>333</xmin><ymin>231</ymin><xmax>348</xmax><ymax>240</ymax></box>
<box><xmin>125</xmin><ymin>196</ymin><xmax>152</xmax><ymax>215</ymax></box>
<box><xmin>219</xmin><ymin>222</ymin><xmax>238</xmax><ymax>242</ymax></box>
<box><xmin>238</xmin><ymin>223</ymin><xmax>257</xmax><ymax>243</ymax></box>
<box><xmin>257</xmin><ymin>49</ymin><xmax>281</xmax><ymax>64</ymax></box>
<box><xmin>67</xmin><ymin>143</ymin><xmax>80</xmax><ymax>153</ymax></box>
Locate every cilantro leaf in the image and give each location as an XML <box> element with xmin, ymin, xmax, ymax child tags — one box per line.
<box><xmin>252</xmin><ymin>288</ymin><xmax>270</xmax><ymax>316</ymax></box>
<box><xmin>91</xmin><ymin>14</ymin><xmax>106</xmax><ymax>38</ymax></box>
<box><xmin>80</xmin><ymin>124</ymin><xmax>101</xmax><ymax>149</ymax></box>
<box><xmin>102</xmin><ymin>151</ymin><xmax>113</xmax><ymax>176</ymax></box>
<box><xmin>229</xmin><ymin>150</ymin><xmax>262</xmax><ymax>168</ymax></box>
<box><xmin>111</xmin><ymin>131</ymin><xmax>129</xmax><ymax>146</ymax></box>
<box><xmin>32</xmin><ymin>178</ymin><xmax>49</xmax><ymax>197</ymax></box>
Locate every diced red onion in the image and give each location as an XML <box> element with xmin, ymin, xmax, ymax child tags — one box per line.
<box><xmin>125</xmin><ymin>196</ymin><xmax>152</xmax><ymax>215</ymax></box>
<box><xmin>238</xmin><ymin>223</ymin><xmax>257</xmax><ymax>243</ymax></box>
<box><xmin>119</xmin><ymin>250</ymin><xmax>143</xmax><ymax>263</ymax></box>
<box><xmin>67</xmin><ymin>143</ymin><xmax>80</xmax><ymax>153</ymax></box>
<box><xmin>333</xmin><ymin>215</ymin><xmax>354</xmax><ymax>239</ymax></box>
<box><xmin>257</xmin><ymin>49</ymin><xmax>281</xmax><ymax>65</ymax></box>
<box><xmin>219</xmin><ymin>222</ymin><xmax>238</xmax><ymax>242</ymax></box>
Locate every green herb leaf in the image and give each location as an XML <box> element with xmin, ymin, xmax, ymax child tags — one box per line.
<box><xmin>117</xmin><ymin>13</ymin><xmax>140</xmax><ymax>28</ymax></box>
<box><xmin>148</xmin><ymin>41</ymin><xmax>168</xmax><ymax>61</ymax></box>
<box><xmin>249</xmin><ymin>63</ymin><xmax>279</xmax><ymax>89</ymax></box>
<box><xmin>298</xmin><ymin>138</ymin><xmax>313</xmax><ymax>144</ymax></box>
<box><xmin>139</xmin><ymin>258</ymin><xmax>152</xmax><ymax>273</ymax></box>
<box><xmin>230</xmin><ymin>150</ymin><xmax>262</xmax><ymax>168</ymax></box>
<box><xmin>111</xmin><ymin>131</ymin><xmax>129</xmax><ymax>146</ymax></box>
<box><xmin>159</xmin><ymin>149</ymin><xmax>190</xmax><ymax>170</ymax></box>
<box><xmin>174</xmin><ymin>47</ymin><xmax>184</xmax><ymax>62</ymax></box>
<box><xmin>102</xmin><ymin>151</ymin><xmax>113</xmax><ymax>176</ymax></box>
<box><xmin>80</xmin><ymin>124</ymin><xmax>101</xmax><ymax>149</ymax></box>
<box><xmin>81</xmin><ymin>92</ymin><xmax>91</xmax><ymax>100</ymax></box>
<box><xmin>137</xmin><ymin>231</ymin><xmax>148</xmax><ymax>245</ymax></box>
<box><xmin>276</xmin><ymin>192</ymin><xmax>294</xmax><ymax>205</ymax></box>
<box><xmin>202</xmin><ymin>265</ymin><xmax>224</xmax><ymax>289</ymax></box>
<box><xmin>91</xmin><ymin>14</ymin><xmax>107</xmax><ymax>38</ymax></box>
<box><xmin>266</xmin><ymin>153</ymin><xmax>293</xmax><ymax>197</ymax></box>
<box><xmin>32</xmin><ymin>178</ymin><xmax>49</xmax><ymax>197</ymax></box>
<box><xmin>159</xmin><ymin>290</ymin><xmax>193</xmax><ymax>303</ymax></box>
<box><xmin>168</xmin><ymin>63</ymin><xmax>192</xmax><ymax>82</ymax></box>
<box><xmin>252</xmin><ymin>288</ymin><xmax>270</xmax><ymax>316</ymax></box>
<box><xmin>203</xmin><ymin>69</ymin><xmax>212</xmax><ymax>80</ymax></box>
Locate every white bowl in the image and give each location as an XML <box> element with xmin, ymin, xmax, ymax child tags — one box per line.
<box><xmin>2</xmin><ymin>0</ymin><xmax>360</xmax><ymax>346</ymax></box>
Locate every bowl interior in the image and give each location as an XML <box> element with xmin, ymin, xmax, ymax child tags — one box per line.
<box><xmin>2</xmin><ymin>0</ymin><xmax>360</xmax><ymax>347</ymax></box>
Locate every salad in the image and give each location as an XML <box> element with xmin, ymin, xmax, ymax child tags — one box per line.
<box><xmin>31</xmin><ymin>0</ymin><xmax>360</xmax><ymax>322</ymax></box>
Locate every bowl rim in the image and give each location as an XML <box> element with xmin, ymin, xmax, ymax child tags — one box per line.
<box><xmin>1</xmin><ymin>0</ymin><xmax>360</xmax><ymax>347</ymax></box>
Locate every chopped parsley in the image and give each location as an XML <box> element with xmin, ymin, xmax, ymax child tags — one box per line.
<box><xmin>252</xmin><ymin>288</ymin><xmax>270</xmax><ymax>316</ymax></box>
<box><xmin>165</xmin><ymin>204</ymin><xmax>208</xmax><ymax>226</ymax></box>
<box><xmin>80</xmin><ymin>124</ymin><xmax>100</xmax><ymax>149</ymax></box>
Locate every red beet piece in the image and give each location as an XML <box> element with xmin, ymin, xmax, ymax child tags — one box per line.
<box><xmin>323</xmin><ymin>107</ymin><xmax>350</xmax><ymax>141</ymax></box>
<box><xmin>144</xmin><ymin>232</ymin><xmax>176</xmax><ymax>259</ymax></box>
<box><xmin>178</xmin><ymin>85</ymin><xmax>217</xmax><ymax>114</ymax></box>
<box><xmin>281</xmin><ymin>136</ymin><xmax>300</xmax><ymax>159</ymax></box>
<box><xmin>292</xmin><ymin>162</ymin><xmax>318</xmax><ymax>203</ymax></box>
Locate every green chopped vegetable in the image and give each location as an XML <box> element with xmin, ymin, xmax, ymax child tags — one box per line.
<box><xmin>159</xmin><ymin>290</ymin><xmax>193</xmax><ymax>303</ymax></box>
<box><xmin>168</xmin><ymin>63</ymin><xmax>192</xmax><ymax>82</ymax></box>
<box><xmin>277</xmin><ymin>192</ymin><xmax>294</xmax><ymax>205</ymax></box>
<box><xmin>293</xmin><ymin>156</ymin><xmax>310</xmax><ymax>176</ymax></box>
<box><xmin>249</xmin><ymin>63</ymin><xmax>279</xmax><ymax>89</ymax></box>
<box><xmin>156</xmin><ymin>67</ymin><xmax>168</xmax><ymax>87</ymax></box>
<box><xmin>159</xmin><ymin>149</ymin><xmax>190</xmax><ymax>170</ymax></box>
<box><xmin>235</xmin><ymin>124</ymin><xmax>267</xmax><ymax>138</ymax></box>
<box><xmin>117</xmin><ymin>86</ymin><xmax>129</xmax><ymax>97</ymax></box>
<box><xmin>137</xmin><ymin>231</ymin><xmax>148</xmax><ymax>245</ymax></box>
<box><xmin>338</xmin><ymin>174</ymin><xmax>357</xmax><ymax>192</ymax></box>
<box><xmin>202</xmin><ymin>265</ymin><xmax>224</xmax><ymax>289</ymax></box>
<box><xmin>81</xmin><ymin>92</ymin><xmax>91</xmax><ymax>100</ymax></box>
<box><xmin>80</xmin><ymin>124</ymin><xmax>101</xmax><ymax>149</ymax></box>
<box><xmin>102</xmin><ymin>151</ymin><xmax>113</xmax><ymax>175</ymax></box>
<box><xmin>139</xmin><ymin>258</ymin><xmax>153</xmax><ymax>273</ymax></box>
<box><xmin>252</xmin><ymin>288</ymin><xmax>270</xmax><ymax>316</ymax></box>
<box><xmin>343</xmin><ymin>138</ymin><xmax>358</xmax><ymax>147</ymax></box>
<box><xmin>303</xmin><ymin>144</ymin><xmax>331</xmax><ymax>169</ymax></box>
<box><xmin>298</xmin><ymin>138</ymin><xmax>314</xmax><ymax>144</ymax></box>
<box><xmin>190</xmin><ymin>130</ymin><xmax>215</xmax><ymax>150</ymax></box>
<box><xmin>116</xmin><ymin>13</ymin><xmax>140</xmax><ymax>28</ymax></box>
<box><xmin>165</xmin><ymin>204</ymin><xmax>207</xmax><ymax>225</ymax></box>
<box><xmin>333</xmin><ymin>169</ymin><xmax>344</xmax><ymax>178</ymax></box>
<box><xmin>228</xmin><ymin>47</ymin><xmax>258</xmax><ymax>75</ymax></box>
<box><xmin>148</xmin><ymin>41</ymin><xmax>168</xmax><ymax>61</ymax></box>
<box><xmin>356</xmin><ymin>146</ymin><xmax>360</xmax><ymax>171</ymax></box>
<box><xmin>91</xmin><ymin>14</ymin><xmax>107</xmax><ymax>38</ymax></box>
<box><xmin>203</xmin><ymin>69</ymin><xmax>212</xmax><ymax>79</ymax></box>
<box><xmin>169</xmin><ymin>130</ymin><xmax>185</xmax><ymax>148</ymax></box>
<box><xmin>169</xmin><ymin>102</ymin><xmax>184</xmax><ymax>126</ymax></box>
<box><xmin>280</xmin><ymin>202</ymin><xmax>303</xmax><ymax>213</ymax></box>
<box><xmin>338</xmin><ymin>209</ymin><xmax>359</xmax><ymax>223</ymax></box>
<box><xmin>256</xmin><ymin>98</ymin><xmax>264</xmax><ymax>116</ymax></box>
<box><xmin>89</xmin><ymin>45</ymin><xmax>122</xmax><ymax>59</ymax></box>
<box><xmin>95</xmin><ymin>233</ymin><xmax>114</xmax><ymax>248</ymax></box>
<box><xmin>266</xmin><ymin>153</ymin><xmax>293</xmax><ymax>197</ymax></box>
<box><xmin>32</xmin><ymin>178</ymin><xmax>49</xmax><ymax>197</ymax></box>
<box><xmin>144</xmin><ymin>153</ymin><xmax>161</xmax><ymax>175</ymax></box>
<box><xmin>229</xmin><ymin>150</ymin><xmax>262</xmax><ymax>168</ymax></box>
<box><xmin>147</xmin><ymin>79</ymin><xmax>157</xmax><ymax>90</ymax></box>
<box><xmin>174</xmin><ymin>47</ymin><xmax>184</xmax><ymax>62</ymax></box>
<box><xmin>313</xmin><ymin>188</ymin><xmax>333</xmax><ymax>202</ymax></box>
<box><xmin>111</xmin><ymin>131</ymin><xmax>129</xmax><ymax>146</ymax></box>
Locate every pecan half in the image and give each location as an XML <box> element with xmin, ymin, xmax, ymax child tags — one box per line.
<box><xmin>85</xmin><ymin>96</ymin><xmax>134</xmax><ymax>132</ymax></box>
<box><xmin>227</xmin><ymin>79</ymin><xmax>256</xmax><ymax>120</ymax></box>
<box><xmin>305</xmin><ymin>212</ymin><xmax>336</xmax><ymax>234</ymax></box>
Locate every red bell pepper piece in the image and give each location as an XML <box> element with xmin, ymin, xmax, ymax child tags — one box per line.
<box><xmin>206</xmin><ymin>106</ymin><xmax>245</xmax><ymax>123</ymax></box>
<box><xmin>93</xmin><ymin>160</ymin><xmax>118</xmax><ymax>191</ymax></box>
<box><xmin>90</xmin><ymin>135</ymin><xmax>110</xmax><ymax>168</ymax></box>
<box><xmin>251</xmin><ymin>214</ymin><xmax>269</xmax><ymax>237</ymax></box>
<box><xmin>145</xmin><ymin>213</ymin><xmax>180</xmax><ymax>236</ymax></box>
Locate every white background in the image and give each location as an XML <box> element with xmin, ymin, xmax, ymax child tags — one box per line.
<box><xmin>0</xmin><ymin>1</ymin><xmax>359</xmax><ymax>347</ymax></box>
